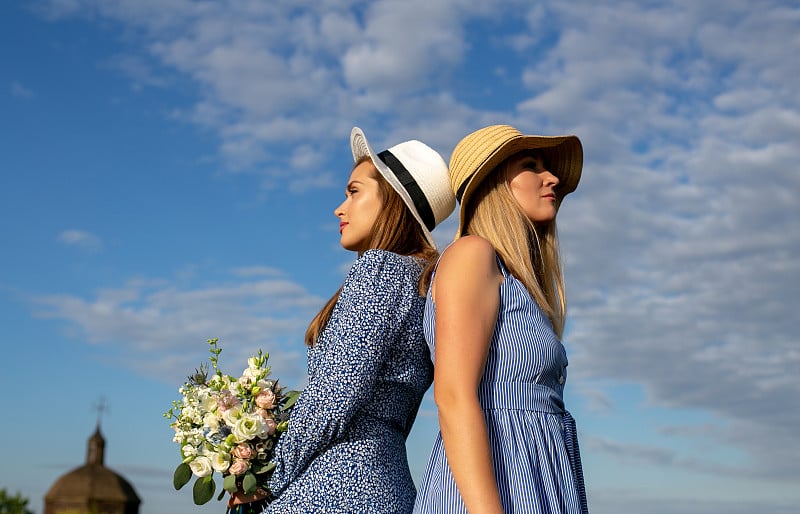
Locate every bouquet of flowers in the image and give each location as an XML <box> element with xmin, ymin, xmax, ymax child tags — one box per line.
<box><xmin>164</xmin><ymin>338</ymin><xmax>300</xmax><ymax>505</ymax></box>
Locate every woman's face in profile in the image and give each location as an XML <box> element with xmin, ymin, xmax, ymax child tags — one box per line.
<box><xmin>505</xmin><ymin>151</ymin><xmax>560</xmax><ymax>224</ymax></box>
<box><xmin>335</xmin><ymin>161</ymin><xmax>383</xmax><ymax>253</ymax></box>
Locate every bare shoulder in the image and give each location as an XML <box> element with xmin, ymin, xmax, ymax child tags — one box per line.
<box><xmin>433</xmin><ymin>235</ymin><xmax>501</xmax><ymax>298</ymax></box>
<box><xmin>438</xmin><ymin>235</ymin><xmax>497</xmax><ymax>275</ymax></box>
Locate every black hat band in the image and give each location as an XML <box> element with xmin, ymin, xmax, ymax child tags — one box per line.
<box><xmin>378</xmin><ymin>150</ymin><xmax>436</xmax><ymax>231</ymax></box>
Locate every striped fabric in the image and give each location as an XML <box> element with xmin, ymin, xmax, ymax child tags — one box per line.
<box><xmin>413</xmin><ymin>257</ymin><xmax>588</xmax><ymax>514</ymax></box>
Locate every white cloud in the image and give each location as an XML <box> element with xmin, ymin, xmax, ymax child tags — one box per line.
<box><xmin>10</xmin><ymin>81</ymin><xmax>34</xmax><ymax>98</ymax></box>
<box><xmin>288</xmin><ymin>173</ymin><xmax>337</xmax><ymax>193</ymax></box>
<box><xmin>290</xmin><ymin>144</ymin><xmax>326</xmax><ymax>171</ymax></box>
<box><xmin>340</xmin><ymin>0</ymin><xmax>465</xmax><ymax>94</ymax></box>
<box><xmin>32</xmin><ymin>0</ymin><xmax>480</xmax><ymax>179</ymax></box>
<box><xmin>231</xmin><ymin>266</ymin><xmax>283</xmax><ymax>277</ymax></box>
<box><xmin>108</xmin><ymin>54</ymin><xmax>170</xmax><ymax>89</ymax></box>
<box><xmin>57</xmin><ymin>229</ymin><xmax>103</xmax><ymax>251</ymax></box>
<box><xmin>32</xmin><ymin>272</ymin><xmax>323</xmax><ymax>384</ymax></box>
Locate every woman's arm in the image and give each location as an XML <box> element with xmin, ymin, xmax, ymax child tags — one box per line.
<box><xmin>433</xmin><ymin>235</ymin><xmax>504</xmax><ymax>514</ymax></box>
<box><xmin>268</xmin><ymin>250</ymin><xmax>418</xmax><ymax>496</ymax></box>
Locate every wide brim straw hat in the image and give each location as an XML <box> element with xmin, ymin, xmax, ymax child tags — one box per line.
<box><xmin>449</xmin><ymin>124</ymin><xmax>583</xmax><ymax>238</ymax></box>
<box><xmin>351</xmin><ymin>127</ymin><xmax>456</xmax><ymax>249</ymax></box>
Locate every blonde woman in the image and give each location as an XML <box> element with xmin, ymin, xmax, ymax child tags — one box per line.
<box><xmin>414</xmin><ymin>125</ymin><xmax>589</xmax><ymax>513</ymax></box>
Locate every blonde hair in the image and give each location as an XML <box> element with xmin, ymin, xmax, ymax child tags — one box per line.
<box><xmin>304</xmin><ymin>157</ymin><xmax>438</xmax><ymax>346</ymax></box>
<box><xmin>462</xmin><ymin>158</ymin><xmax>566</xmax><ymax>338</ymax></box>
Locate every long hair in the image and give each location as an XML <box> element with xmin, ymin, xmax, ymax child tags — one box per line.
<box><xmin>462</xmin><ymin>159</ymin><xmax>567</xmax><ymax>338</ymax></box>
<box><xmin>304</xmin><ymin>157</ymin><xmax>438</xmax><ymax>346</ymax></box>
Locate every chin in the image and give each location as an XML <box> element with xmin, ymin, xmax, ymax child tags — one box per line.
<box><xmin>340</xmin><ymin>240</ymin><xmax>361</xmax><ymax>253</ymax></box>
<box><xmin>532</xmin><ymin>213</ymin><xmax>557</xmax><ymax>224</ymax></box>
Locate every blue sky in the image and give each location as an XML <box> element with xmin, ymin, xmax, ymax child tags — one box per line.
<box><xmin>1</xmin><ymin>1</ymin><xmax>798</xmax><ymax>513</ymax></box>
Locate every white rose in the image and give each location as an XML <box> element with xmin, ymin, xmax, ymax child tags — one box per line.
<box><xmin>198</xmin><ymin>390</ymin><xmax>217</xmax><ymax>412</ymax></box>
<box><xmin>258</xmin><ymin>379</ymin><xmax>274</xmax><ymax>389</ymax></box>
<box><xmin>189</xmin><ymin>456</ymin><xmax>213</xmax><ymax>477</ymax></box>
<box><xmin>210</xmin><ymin>451</ymin><xmax>231</xmax><ymax>473</ymax></box>
<box><xmin>221</xmin><ymin>405</ymin><xmax>242</xmax><ymax>426</ymax></box>
<box><xmin>232</xmin><ymin>413</ymin><xmax>267</xmax><ymax>442</ymax></box>
<box><xmin>203</xmin><ymin>412</ymin><xmax>220</xmax><ymax>433</ymax></box>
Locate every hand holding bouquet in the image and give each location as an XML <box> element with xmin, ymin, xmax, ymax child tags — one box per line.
<box><xmin>164</xmin><ymin>338</ymin><xmax>300</xmax><ymax>505</ymax></box>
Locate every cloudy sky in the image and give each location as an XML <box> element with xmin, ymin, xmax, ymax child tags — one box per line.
<box><xmin>1</xmin><ymin>1</ymin><xmax>798</xmax><ymax>513</ymax></box>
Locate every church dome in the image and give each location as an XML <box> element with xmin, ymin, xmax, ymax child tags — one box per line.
<box><xmin>44</xmin><ymin>425</ymin><xmax>140</xmax><ymax>514</ymax></box>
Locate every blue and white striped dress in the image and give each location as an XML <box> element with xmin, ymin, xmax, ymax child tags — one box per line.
<box><xmin>413</xmin><ymin>257</ymin><xmax>588</xmax><ymax>514</ymax></box>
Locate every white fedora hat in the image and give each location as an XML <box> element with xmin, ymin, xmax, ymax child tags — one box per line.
<box><xmin>350</xmin><ymin>127</ymin><xmax>455</xmax><ymax>248</ymax></box>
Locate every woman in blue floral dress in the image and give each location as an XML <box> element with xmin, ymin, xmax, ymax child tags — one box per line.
<box><xmin>414</xmin><ymin>125</ymin><xmax>589</xmax><ymax>513</ymax></box>
<box><xmin>230</xmin><ymin>127</ymin><xmax>455</xmax><ymax>514</ymax></box>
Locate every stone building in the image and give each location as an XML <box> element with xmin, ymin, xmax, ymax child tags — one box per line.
<box><xmin>43</xmin><ymin>424</ymin><xmax>141</xmax><ymax>514</ymax></box>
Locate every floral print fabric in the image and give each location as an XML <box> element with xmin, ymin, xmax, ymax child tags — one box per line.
<box><xmin>265</xmin><ymin>249</ymin><xmax>433</xmax><ymax>514</ymax></box>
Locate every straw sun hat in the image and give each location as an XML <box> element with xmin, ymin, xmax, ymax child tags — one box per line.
<box><xmin>350</xmin><ymin>127</ymin><xmax>456</xmax><ymax>249</ymax></box>
<box><xmin>449</xmin><ymin>124</ymin><xmax>583</xmax><ymax>237</ymax></box>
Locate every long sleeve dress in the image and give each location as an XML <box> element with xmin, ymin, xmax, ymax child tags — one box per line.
<box><xmin>265</xmin><ymin>249</ymin><xmax>434</xmax><ymax>514</ymax></box>
<box><xmin>413</xmin><ymin>257</ymin><xmax>589</xmax><ymax>514</ymax></box>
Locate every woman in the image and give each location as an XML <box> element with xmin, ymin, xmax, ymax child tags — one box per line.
<box><xmin>414</xmin><ymin>125</ymin><xmax>589</xmax><ymax>514</ymax></box>
<box><xmin>231</xmin><ymin>127</ymin><xmax>455</xmax><ymax>514</ymax></box>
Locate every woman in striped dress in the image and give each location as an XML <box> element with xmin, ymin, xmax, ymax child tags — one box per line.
<box><xmin>414</xmin><ymin>125</ymin><xmax>589</xmax><ymax>514</ymax></box>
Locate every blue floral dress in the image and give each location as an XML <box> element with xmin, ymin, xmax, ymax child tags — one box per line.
<box><xmin>265</xmin><ymin>249</ymin><xmax>434</xmax><ymax>514</ymax></box>
<box><xmin>414</xmin><ymin>257</ymin><xmax>589</xmax><ymax>514</ymax></box>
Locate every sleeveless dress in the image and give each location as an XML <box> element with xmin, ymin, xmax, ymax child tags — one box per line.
<box><xmin>413</xmin><ymin>257</ymin><xmax>588</xmax><ymax>514</ymax></box>
<box><xmin>264</xmin><ymin>249</ymin><xmax>433</xmax><ymax>514</ymax></box>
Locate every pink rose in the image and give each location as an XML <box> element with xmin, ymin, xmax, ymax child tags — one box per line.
<box><xmin>229</xmin><ymin>459</ymin><xmax>249</xmax><ymax>476</ymax></box>
<box><xmin>255</xmin><ymin>390</ymin><xmax>276</xmax><ymax>409</ymax></box>
<box><xmin>232</xmin><ymin>443</ymin><xmax>253</xmax><ymax>460</ymax></box>
<box><xmin>255</xmin><ymin>408</ymin><xmax>273</xmax><ymax>421</ymax></box>
<box><xmin>264</xmin><ymin>418</ymin><xmax>277</xmax><ymax>436</ymax></box>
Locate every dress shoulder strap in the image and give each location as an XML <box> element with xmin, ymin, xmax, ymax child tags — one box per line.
<box><xmin>494</xmin><ymin>252</ymin><xmax>510</xmax><ymax>277</ymax></box>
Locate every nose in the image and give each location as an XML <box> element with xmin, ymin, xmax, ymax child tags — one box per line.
<box><xmin>542</xmin><ymin>170</ymin><xmax>559</xmax><ymax>187</ymax></box>
<box><xmin>334</xmin><ymin>200</ymin><xmax>346</xmax><ymax>218</ymax></box>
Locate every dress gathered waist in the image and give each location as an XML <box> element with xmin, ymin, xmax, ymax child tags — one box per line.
<box><xmin>479</xmin><ymin>381</ymin><xmax>565</xmax><ymax>413</ymax></box>
<box><xmin>479</xmin><ymin>380</ymin><xmax>587</xmax><ymax>513</ymax></box>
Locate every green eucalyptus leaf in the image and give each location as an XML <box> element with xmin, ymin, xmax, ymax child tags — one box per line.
<box><xmin>242</xmin><ymin>472</ymin><xmax>258</xmax><ymax>495</ymax></box>
<box><xmin>173</xmin><ymin>463</ymin><xmax>192</xmax><ymax>490</ymax></box>
<box><xmin>281</xmin><ymin>390</ymin><xmax>301</xmax><ymax>410</ymax></box>
<box><xmin>251</xmin><ymin>461</ymin><xmax>276</xmax><ymax>475</ymax></box>
<box><xmin>223</xmin><ymin>473</ymin><xmax>238</xmax><ymax>493</ymax></box>
<box><xmin>192</xmin><ymin>476</ymin><xmax>216</xmax><ymax>505</ymax></box>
